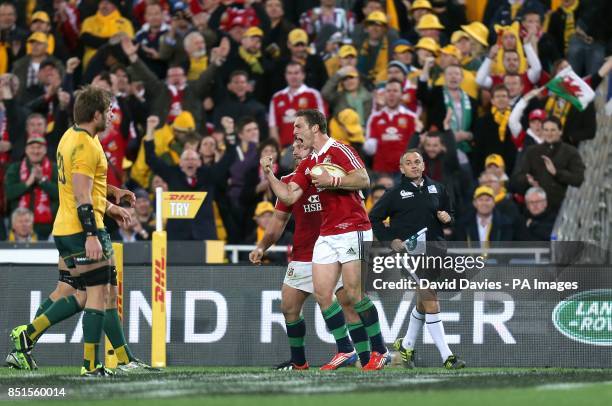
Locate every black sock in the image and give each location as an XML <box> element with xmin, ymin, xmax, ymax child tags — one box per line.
<box><xmin>348</xmin><ymin>321</ymin><xmax>371</xmax><ymax>365</ymax></box>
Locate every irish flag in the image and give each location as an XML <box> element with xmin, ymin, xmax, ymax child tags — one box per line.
<box><xmin>546</xmin><ymin>66</ymin><xmax>595</xmax><ymax>111</ymax></box>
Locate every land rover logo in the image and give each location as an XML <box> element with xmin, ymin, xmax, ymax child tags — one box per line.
<box><xmin>552</xmin><ymin>289</ymin><xmax>612</xmax><ymax>346</ymax></box>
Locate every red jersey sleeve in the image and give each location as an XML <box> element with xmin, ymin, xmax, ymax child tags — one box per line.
<box><xmin>275</xmin><ymin>175</ymin><xmax>293</xmax><ymax>213</ymax></box>
<box><xmin>291</xmin><ymin>158</ymin><xmax>312</xmax><ymax>192</ymax></box>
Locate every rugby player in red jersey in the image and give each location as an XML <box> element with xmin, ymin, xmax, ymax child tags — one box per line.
<box><xmin>261</xmin><ymin>109</ymin><xmax>389</xmax><ymax>370</ymax></box>
<box><xmin>249</xmin><ymin>141</ymin><xmax>371</xmax><ymax>370</ymax></box>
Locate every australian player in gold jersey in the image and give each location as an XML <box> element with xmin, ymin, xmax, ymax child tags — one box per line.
<box><xmin>9</xmin><ymin>86</ymin><xmax>155</xmax><ymax>376</ymax></box>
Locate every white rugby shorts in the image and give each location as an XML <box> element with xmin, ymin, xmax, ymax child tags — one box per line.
<box><xmin>283</xmin><ymin>261</ymin><xmax>343</xmax><ymax>293</ymax></box>
<box><xmin>312</xmin><ymin>229</ymin><xmax>373</xmax><ymax>265</ymax></box>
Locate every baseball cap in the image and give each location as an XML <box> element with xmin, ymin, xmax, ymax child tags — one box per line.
<box><xmin>528</xmin><ymin>109</ymin><xmax>547</xmax><ymax>121</ymax></box>
<box><xmin>337</xmin><ymin>109</ymin><xmax>363</xmax><ymax>136</ymax></box>
<box><xmin>172</xmin><ymin>111</ymin><xmax>196</xmax><ymax>131</ymax></box>
<box><xmin>26</xmin><ymin>136</ymin><xmax>47</xmax><ymax>146</ymax></box>
<box><xmin>393</xmin><ymin>39</ymin><xmax>413</xmax><ymax>54</ymax></box>
<box><xmin>288</xmin><ymin>28</ymin><xmax>308</xmax><ymax>45</ymax></box>
<box><xmin>254</xmin><ymin>201</ymin><xmax>274</xmax><ymax>217</ymax></box>
<box><xmin>244</xmin><ymin>26</ymin><xmax>264</xmax><ymax>38</ymax></box>
<box><xmin>27</xmin><ymin>31</ymin><xmax>48</xmax><ymax>44</ymax></box>
<box><xmin>338</xmin><ymin>44</ymin><xmax>357</xmax><ymax>58</ymax></box>
<box><xmin>31</xmin><ymin>11</ymin><xmax>50</xmax><ymax>23</ymax></box>
<box><xmin>473</xmin><ymin>185</ymin><xmax>495</xmax><ymax>199</ymax></box>
<box><xmin>342</xmin><ymin>66</ymin><xmax>359</xmax><ymax>78</ymax></box>
<box><xmin>485</xmin><ymin>153</ymin><xmax>505</xmax><ymax>168</ymax></box>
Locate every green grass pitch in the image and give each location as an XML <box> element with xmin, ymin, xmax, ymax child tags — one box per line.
<box><xmin>1</xmin><ymin>367</ymin><xmax>611</xmax><ymax>406</ymax></box>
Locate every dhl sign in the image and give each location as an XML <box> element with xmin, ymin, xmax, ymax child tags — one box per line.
<box><xmin>161</xmin><ymin>192</ymin><xmax>207</xmax><ymax>219</ymax></box>
<box><xmin>154</xmin><ymin>257</ymin><xmax>166</xmax><ymax>304</ymax></box>
<box><xmin>151</xmin><ymin>231</ymin><xmax>167</xmax><ymax>367</ymax></box>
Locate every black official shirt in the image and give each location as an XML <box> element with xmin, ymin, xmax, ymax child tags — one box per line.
<box><xmin>369</xmin><ymin>176</ymin><xmax>454</xmax><ymax>242</ymax></box>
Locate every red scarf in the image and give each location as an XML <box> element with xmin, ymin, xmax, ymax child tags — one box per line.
<box><xmin>167</xmin><ymin>85</ymin><xmax>185</xmax><ymax>123</ymax></box>
<box><xmin>19</xmin><ymin>157</ymin><xmax>53</xmax><ymax>224</ymax></box>
<box><xmin>0</xmin><ymin>110</ymin><xmax>9</xmax><ymax>165</ymax></box>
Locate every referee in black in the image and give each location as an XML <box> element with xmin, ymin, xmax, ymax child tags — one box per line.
<box><xmin>369</xmin><ymin>149</ymin><xmax>465</xmax><ymax>370</ymax></box>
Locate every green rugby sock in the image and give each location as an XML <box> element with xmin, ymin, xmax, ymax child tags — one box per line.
<box><xmin>355</xmin><ymin>296</ymin><xmax>386</xmax><ymax>354</ymax></box>
<box><xmin>103</xmin><ymin>308</ymin><xmax>135</xmax><ymax>364</ymax></box>
<box><xmin>83</xmin><ymin>308</ymin><xmax>105</xmax><ymax>371</ymax></box>
<box><xmin>26</xmin><ymin>296</ymin><xmax>81</xmax><ymax>341</ymax></box>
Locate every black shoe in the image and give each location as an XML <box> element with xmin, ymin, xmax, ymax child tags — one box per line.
<box><xmin>393</xmin><ymin>338</ymin><xmax>415</xmax><ymax>369</ymax></box>
<box><xmin>443</xmin><ymin>355</ymin><xmax>466</xmax><ymax>369</ymax></box>
<box><xmin>80</xmin><ymin>366</ymin><xmax>116</xmax><ymax>377</ymax></box>
<box><xmin>273</xmin><ymin>360</ymin><xmax>309</xmax><ymax>370</ymax></box>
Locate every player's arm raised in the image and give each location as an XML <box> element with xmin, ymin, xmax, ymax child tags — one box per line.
<box><xmin>249</xmin><ymin>210</ymin><xmax>291</xmax><ymax>265</ymax></box>
<box><xmin>311</xmin><ymin>167</ymin><xmax>370</xmax><ymax>191</ymax></box>
<box><xmin>73</xmin><ymin>173</ymin><xmax>103</xmax><ymax>261</ymax></box>
<box><xmin>261</xmin><ymin>156</ymin><xmax>304</xmax><ymax>205</ymax></box>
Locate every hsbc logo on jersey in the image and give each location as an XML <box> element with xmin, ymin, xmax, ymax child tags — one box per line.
<box><xmin>381</xmin><ymin>127</ymin><xmax>402</xmax><ymax>141</ymax></box>
<box><xmin>303</xmin><ymin>194</ymin><xmax>322</xmax><ymax>213</ymax></box>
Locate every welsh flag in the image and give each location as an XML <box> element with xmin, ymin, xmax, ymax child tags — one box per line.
<box><xmin>546</xmin><ymin>66</ymin><xmax>595</xmax><ymax>112</ymax></box>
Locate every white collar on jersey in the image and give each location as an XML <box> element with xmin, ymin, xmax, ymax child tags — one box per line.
<box><xmin>282</xmin><ymin>84</ymin><xmax>308</xmax><ymax>96</ymax></box>
<box><xmin>314</xmin><ymin>136</ymin><xmax>335</xmax><ymax>158</ymax></box>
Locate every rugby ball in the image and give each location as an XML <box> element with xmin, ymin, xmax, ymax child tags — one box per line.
<box><xmin>311</xmin><ymin>163</ymin><xmax>347</xmax><ymax>178</ymax></box>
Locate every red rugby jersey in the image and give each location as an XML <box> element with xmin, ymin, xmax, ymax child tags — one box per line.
<box><xmin>291</xmin><ymin>138</ymin><xmax>371</xmax><ymax>236</ymax></box>
<box><xmin>366</xmin><ymin>106</ymin><xmax>416</xmax><ymax>173</ymax></box>
<box><xmin>269</xmin><ymin>85</ymin><xmax>325</xmax><ymax>148</ymax></box>
<box><xmin>275</xmin><ymin>173</ymin><xmax>322</xmax><ymax>262</ymax></box>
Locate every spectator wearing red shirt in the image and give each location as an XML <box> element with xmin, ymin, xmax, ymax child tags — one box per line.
<box><xmin>269</xmin><ymin>62</ymin><xmax>325</xmax><ymax>148</ymax></box>
<box><xmin>364</xmin><ymin>79</ymin><xmax>417</xmax><ymax>175</ymax></box>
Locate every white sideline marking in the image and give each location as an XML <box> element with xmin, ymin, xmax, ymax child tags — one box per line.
<box><xmin>537</xmin><ymin>381</ymin><xmax>612</xmax><ymax>391</ymax></box>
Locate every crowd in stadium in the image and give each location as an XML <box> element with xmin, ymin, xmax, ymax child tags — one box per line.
<box><xmin>0</xmin><ymin>0</ymin><xmax>611</xmax><ymax>248</ymax></box>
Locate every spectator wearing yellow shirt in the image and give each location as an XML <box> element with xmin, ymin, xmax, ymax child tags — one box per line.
<box><xmin>80</xmin><ymin>0</ymin><xmax>134</xmax><ymax>68</ymax></box>
<box><xmin>183</xmin><ymin>31</ymin><xmax>208</xmax><ymax>81</ymax></box>
<box><xmin>130</xmin><ymin>111</ymin><xmax>199</xmax><ymax>189</ymax></box>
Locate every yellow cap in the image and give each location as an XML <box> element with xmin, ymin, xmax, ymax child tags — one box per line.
<box><xmin>365</xmin><ymin>11</ymin><xmax>388</xmax><ymax>25</ymax></box>
<box><xmin>27</xmin><ymin>31</ymin><xmax>48</xmax><ymax>44</ymax></box>
<box><xmin>485</xmin><ymin>153</ymin><xmax>505</xmax><ymax>168</ymax></box>
<box><xmin>338</xmin><ymin>44</ymin><xmax>357</xmax><ymax>58</ymax></box>
<box><xmin>416</xmin><ymin>13</ymin><xmax>445</xmax><ymax>30</ymax></box>
<box><xmin>337</xmin><ymin>109</ymin><xmax>363</xmax><ymax>136</ymax></box>
<box><xmin>31</xmin><ymin>11</ymin><xmax>50</xmax><ymax>23</ymax></box>
<box><xmin>474</xmin><ymin>185</ymin><xmax>495</xmax><ymax>199</ymax></box>
<box><xmin>254</xmin><ymin>201</ymin><xmax>274</xmax><ymax>217</ymax></box>
<box><xmin>411</xmin><ymin>0</ymin><xmax>433</xmax><ymax>11</ymax></box>
<box><xmin>342</xmin><ymin>66</ymin><xmax>359</xmax><ymax>78</ymax></box>
<box><xmin>288</xmin><ymin>28</ymin><xmax>308</xmax><ymax>45</ymax></box>
<box><xmin>244</xmin><ymin>26</ymin><xmax>264</xmax><ymax>38</ymax></box>
<box><xmin>461</xmin><ymin>21</ymin><xmax>489</xmax><ymax>47</ymax></box>
<box><xmin>450</xmin><ymin>30</ymin><xmax>470</xmax><ymax>44</ymax></box>
<box><xmin>415</xmin><ymin>37</ymin><xmax>440</xmax><ymax>54</ymax></box>
<box><xmin>396</xmin><ymin>45</ymin><xmax>413</xmax><ymax>54</ymax></box>
<box><xmin>172</xmin><ymin>111</ymin><xmax>196</xmax><ymax>131</ymax></box>
<box><xmin>440</xmin><ymin>44</ymin><xmax>462</xmax><ymax>60</ymax></box>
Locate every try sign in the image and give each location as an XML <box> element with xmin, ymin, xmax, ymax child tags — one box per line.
<box><xmin>161</xmin><ymin>192</ymin><xmax>207</xmax><ymax>219</ymax></box>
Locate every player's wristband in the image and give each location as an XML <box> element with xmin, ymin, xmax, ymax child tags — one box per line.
<box><xmin>331</xmin><ymin>177</ymin><xmax>342</xmax><ymax>188</ymax></box>
<box><xmin>77</xmin><ymin>204</ymin><xmax>98</xmax><ymax>237</ymax></box>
